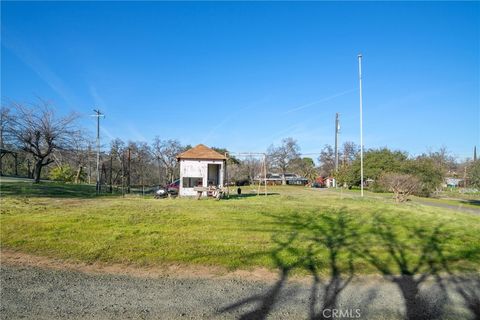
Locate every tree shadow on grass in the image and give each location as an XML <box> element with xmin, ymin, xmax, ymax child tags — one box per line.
<box><xmin>218</xmin><ymin>232</ymin><xmax>300</xmax><ymax>320</ymax></box>
<box><xmin>354</xmin><ymin>214</ymin><xmax>453</xmax><ymax>320</ymax></box>
<box><xmin>218</xmin><ymin>209</ymin><xmax>358</xmax><ymax>320</ymax></box>
<box><xmin>223</xmin><ymin>193</ymin><xmax>280</xmax><ymax>200</ymax></box>
<box><xmin>218</xmin><ymin>209</ymin><xmax>478</xmax><ymax>320</ymax></box>
<box><xmin>462</xmin><ymin>199</ymin><xmax>480</xmax><ymax>207</ymax></box>
<box><xmin>0</xmin><ymin>181</ymin><xmax>117</xmax><ymax>198</ymax></box>
<box><xmin>303</xmin><ymin>213</ymin><xmax>356</xmax><ymax>320</ymax></box>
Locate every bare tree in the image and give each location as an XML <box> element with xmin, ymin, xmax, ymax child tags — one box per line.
<box><xmin>70</xmin><ymin>134</ymin><xmax>92</xmax><ymax>184</ymax></box>
<box><xmin>227</xmin><ymin>156</ymin><xmax>262</xmax><ymax>185</ymax></box>
<box><xmin>242</xmin><ymin>156</ymin><xmax>262</xmax><ymax>183</ymax></box>
<box><xmin>152</xmin><ymin>137</ymin><xmax>183</xmax><ymax>184</ymax></box>
<box><xmin>290</xmin><ymin>157</ymin><xmax>317</xmax><ymax>181</ymax></box>
<box><xmin>378</xmin><ymin>173</ymin><xmax>420</xmax><ymax>203</ymax></box>
<box><xmin>267</xmin><ymin>138</ymin><xmax>300</xmax><ymax>185</ymax></box>
<box><xmin>318</xmin><ymin>144</ymin><xmax>335</xmax><ymax>177</ymax></box>
<box><xmin>425</xmin><ymin>147</ymin><xmax>457</xmax><ymax>176</ymax></box>
<box><xmin>126</xmin><ymin>141</ymin><xmax>153</xmax><ymax>193</ymax></box>
<box><xmin>9</xmin><ymin>101</ymin><xmax>79</xmax><ymax>183</ymax></box>
<box><xmin>0</xmin><ymin>107</ymin><xmax>15</xmax><ymax>149</ymax></box>
<box><xmin>0</xmin><ymin>107</ymin><xmax>15</xmax><ymax>175</ymax></box>
<box><xmin>107</xmin><ymin>138</ymin><xmax>126</xmax><ymax>188</ymax></box>
<box><xmin>319</xmin><ymin>142</ymin><xmax>359</xmax><ymax>178</ymax></box>
<box><xmin>341</xmin><ymin>141</ymin><xmax>359</xmax><ymax>165</ymax></box>
<box><xmin>50</xmin><ymin>132</ymin><xmax>93</xmax><ymax>184</ymax></box>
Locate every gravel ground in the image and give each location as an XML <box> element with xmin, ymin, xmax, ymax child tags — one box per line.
<box><xmin>1</xmin><ymin>264</ymin><xmax>478</xmax><ymax>320</ymax></box>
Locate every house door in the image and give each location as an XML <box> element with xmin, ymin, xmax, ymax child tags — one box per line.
<box><xmin>207</xmin><ymin>164</ymin><xmax>220</xmax><ymax>186</ymax></box>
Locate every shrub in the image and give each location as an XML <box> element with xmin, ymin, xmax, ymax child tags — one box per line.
<box><xmin>402</xmin><ymin>158</ymin><xmax>443</xmax><ymax>197</ymax></box>
<box><xmin>49</xmin><ymin>165</ymin><xmax>76</xmax><ymax>182</ymax></box>
<box><xmin>378</xmin><ymin>173</ymin><xmax>420</xmax><ymax>203</ymax></box>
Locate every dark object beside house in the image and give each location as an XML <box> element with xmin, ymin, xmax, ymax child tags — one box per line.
<box><xmin>235</xmin><ymin>179</ymin><xmax>250</xmax><ymax>186</ymax></box>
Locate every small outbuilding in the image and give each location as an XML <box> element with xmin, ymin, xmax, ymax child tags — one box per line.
<box><xmin>176</xmin><ymin>144</ymin><xmax>227</xmax><ymax>197</ymax></box>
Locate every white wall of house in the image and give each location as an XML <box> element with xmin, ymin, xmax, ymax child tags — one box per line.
<box><xmin>179</xmin><ymin>159</ymin><xmax>225</xmax><ymax>196</ymax></box>
<box><xmin>326</xmin><ymin>178</ymin><xmax>336</xmax><ymax>188</ymax></box>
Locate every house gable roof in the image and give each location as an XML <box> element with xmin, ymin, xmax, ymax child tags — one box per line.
<box><xmin>177</xmin><ymin>144</ymin><xmax>227</xmax><ymax>160</ymax></box>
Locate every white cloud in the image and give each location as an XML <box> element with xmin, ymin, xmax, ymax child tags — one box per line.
<box><xmin>283</xmin><ymin>88</ymin><xmax>357</xmax><ymax>115</ymax></box>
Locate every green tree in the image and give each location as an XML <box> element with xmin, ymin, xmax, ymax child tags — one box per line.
<box><xmin>290</xmin><ymin>157</ymin><xmax>317</xmax><ymax>181</ymax></box>
<box><xmin>402</xmin><ymin>157</ymin><xmax>444</xmax><ymax>196</ymax></box>
<box><xmin>335</xmin><ymin>163</ymin><xmax>357</xmax><ymax>188</ymax></box>
<box><xmin>346</xmin><ymin>148</ymin><xmax>408</xmax><ymax>186</ymax></box>
<box><xmin>212</xmin><ymin>147</ymin><xmax>239</xmax><ymax>165</ymax></box>
<box><xmin>467</xmin><ymin>160</ymin><xmax>480</xmax><ymax>188</ymax></box>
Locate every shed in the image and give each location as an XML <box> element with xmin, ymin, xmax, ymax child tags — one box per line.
<box><xmin>176</xmin><ymin>144</ymin><xmax>227</xmax><ymax>197</ymax></box>
<box><xmin>325</xmin><ymin>177</ymin><xmax>336</xmax><ymax>188</ymax></box>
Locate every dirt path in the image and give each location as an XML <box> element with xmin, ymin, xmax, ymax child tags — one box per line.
<box><xmin>412</xmin><ymin>198</ymin><xmax>480</xmax><ymax>215</ymax></box>
<box><xmin>0</xmin><ymin>250</ymin><xmax>280</xmax><ymax>282</ymax></box>
<box><xmin>1</xmin><ymin>255</ymin><xmax>477</xmax><ymax>319</ymax></box>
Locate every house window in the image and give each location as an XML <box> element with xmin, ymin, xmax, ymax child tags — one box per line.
<box><xmin>182</xmin><ymin>177</ymin><xmax>203</xmax><ymax>188</ymax></box>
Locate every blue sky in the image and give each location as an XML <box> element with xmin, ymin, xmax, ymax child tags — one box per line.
<box><xmin>2</xmin><ymin>1</ymin><xmax>479</xmax><ymax>160</ymax></box>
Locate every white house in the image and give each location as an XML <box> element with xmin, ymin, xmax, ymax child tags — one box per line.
<box><xmin>176</xmin><ymin>144</ymin><xmax>227</xmax><ymax>197</ymax></box>
<box><xmin>444</xmin><ymin>177</ymin><xmax>463</xmax><ymax>188</ymax></box>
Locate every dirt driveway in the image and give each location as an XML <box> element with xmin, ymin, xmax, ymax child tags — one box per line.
<box><xmin>1</xmin><ymin>261</ymin><xmax>478</xmax><ymax>320</ymax></box>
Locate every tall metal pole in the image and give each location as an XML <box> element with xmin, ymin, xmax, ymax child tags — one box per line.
<box><xmin>264</xmin><ymin>153</ymin><xmax>267</xmax><ymax>196</ymax></box>
<box><xmin>88</xmin><ymin>144</ymin><xmax>92</xmax><ymax>184</ymax></box>
<box><xmin>334</xmin><ymin>113</ymin><xmax>340</xmax><ymax>174</ymax></box>
<box><xmin>358</xmin><ymin>54</ymin><xmax>364</xmax><ymax>197</ymax></box>
<box><xmin>92</xmin><ymin>109</ymin><xmax>104</xmax><ymax>194</ymax></box>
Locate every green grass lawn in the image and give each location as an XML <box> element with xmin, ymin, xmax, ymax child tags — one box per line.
<box><xmin>321</xmin><ymin>187</ymin><xmax>480</xmax><ymax>210</ymax></box>
<box><xmin>1</xmin><ymin>180</ymin><xmax>479</xmax><ymax>276</ymax></box>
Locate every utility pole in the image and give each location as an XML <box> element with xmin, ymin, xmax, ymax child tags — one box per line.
<box><xmin>263</xmin><ymin>154</ymin><xmax>268</xmax><ymax>196</ymax></box>
<box><xmin>121</xmin><ymin>151</ymin><xmax>125</xmax><ymax>197</ymax></box>
<box><xmin>109</xmin><ymin>154</ymin><xmax>113</xmax><ymax>193</ymax></box>
<box><xmin>334</xmin><ymin>113</ymin><xmax>340</xmax><ymax>174</ymax></box>
<box><xmin>474</xmin><ymin>146</ymin><xmax>477</xmax><ymax>162</ymax></box>
<box><xmin>88</xmin><ymin>144</ymin><xmax>92</xmax><ymax>184</ymax></box>
<box><xmin>358</xmin><ymin>54</ymin><xmax>364</xmax><ymax>197</ymax></box>
<box><xmin>92</xmin><ymin>109</ymin><xmax>105</xmax><ymax>194</ymax></box>
<box><xmin>127</xmin><ymin>148</ymin><xmax>131</xmax><ymax>194</ymax></box>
